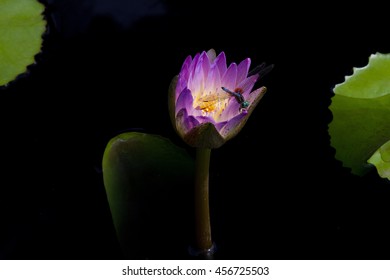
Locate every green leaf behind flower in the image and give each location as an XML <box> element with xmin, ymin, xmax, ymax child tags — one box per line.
<box><xmin>329</xmin><ymin>53</ymin><xmax>390</xmax><ymax>179</ymax></box>
<box><xmin>0</xmin><ymin>0</ymin><xmax>46</xmax><ymax>86</ymax></box>
<box><xmin>102</xmin><ymin>132</ymin><xmax>194</xmax><ymax>258</ymax></box>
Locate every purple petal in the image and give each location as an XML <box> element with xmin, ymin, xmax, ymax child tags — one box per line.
<box><xmin>201</xmin><ymin>52</ymin><xmax>211</xmax><ymax>82</ymax></box>
<box><xmin>189</xmin><ymin>53</ymin><xmax>208</xmax><ymax>93</ymax></box>
<box><xmin>219</xmin><ymin>97</ymin><xmax>241</xmax><ymax>121</ymax></box>
<box><xmin>176</xmin><ymin>74</ymin><xmax>188</xmax><ymax>100</ymax></box>
<box><xmin>180</xmin><ymin>55</ymin><xmax>192</xmax><ymax>75</ymax></box>
<box><xmin>236</xmin><ymin>58</ymin><xmax>251</xmax><ymax>85</ymax></box>
<box><xmin>176</xmin><ymin>108</ymin><xmax>200</xmax><ymax>135</ymax></box>
<box><xmin>236</xmin><ymin>74</ymin><xmax>259</xmax><ymax>98</ymax></box>
<box><xmin>247</xmin><ymin>86</ymin><xmax>267</xmax><ymax>104</ymax></box>
<box><xmin>175</xmin><ymin>88</ymin><xmax>193</xmax><ymax>115</ymax></box>
<box><xmin>188</xmin><ymin>52</ymin><xmax>200</xmax><ymax>79</ymax></box>
<box><xmin>187</xmin><ymin>53</ymin><xmax>200</xmax><ymax>84</ymax></box>
<box><xmin>214</xmin><ymin>52</ymin><xmax>227</xmax><ymax>76</ymax></box>
<box><xmin>221</xmin><ymin>63</ymin><xmax>237</xmax><ymax>91</ymax></box>
<box><xmin>218</xmin><ymin>112</ymin><xmax>247</xmax><ymax>138</ymax></box>
<box><xmin>195</xmin><ymin>115</ymin><xmax>216</xmax><ymax>125</ymax></box>
<box><xmin>215</xmin><ymin>120</ymin><xmax>228</xmax><ymax>131</ymax></box>
<box><xmin>199</xmin><ymin>51</ymin><xmax>209</xmax><ymax>62</ymax></box>
<box><xmin>175</xmin><ymin>56</ymin><xmax>193</xmax><ymax>99</ymax></box>
<box><xmin>204</xmin><ymin>63</ymin><xmax>221</xmax><ymax>94</ymax></box>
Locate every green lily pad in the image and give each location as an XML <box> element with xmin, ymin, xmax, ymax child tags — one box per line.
<box><xmin>367</xmin><ymin>140</ymin><xmax>390</xmax><ymax>179</ymax></box>
<box><xmin>329</xmin><ymin>53</ymin><xmax>390</xmax><ymax>179</ymax></box>
<box><xmin>0</xmin><ymin>0</ymin><xmax>46</xmax><ymax>86</ymax></box>
<box><xmin>102</xmin><ymin>132</ymin><xmax>194</xmax><ymax>258</ymax></box>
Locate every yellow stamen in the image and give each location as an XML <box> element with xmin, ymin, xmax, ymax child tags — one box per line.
<box><xmin>193</xmin><ymin>90</ymin><xmax>229</xmax><ymax>121</ymax></box>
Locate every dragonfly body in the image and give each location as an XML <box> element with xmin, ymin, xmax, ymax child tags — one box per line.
<box><xmin>221</xmin><ymin>87</ymin><xmax>250</xmax><ymax>109</ymax></box>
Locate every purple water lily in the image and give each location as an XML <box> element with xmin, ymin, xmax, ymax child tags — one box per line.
<box><xmin>169</xmin><ymin>49</ymin><xmax>268</xmax><ymax>148</ymax></box>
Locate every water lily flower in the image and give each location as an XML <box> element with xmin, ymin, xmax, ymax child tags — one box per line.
<box><xmin>169</xmin><ymin>49</ymin><xmax>269</xmax><ymax>149</ymax></box>
<box><xmin>168</xmin><ymin>49</ymin><xmax>272</xmax><ymax>256</ymax></box>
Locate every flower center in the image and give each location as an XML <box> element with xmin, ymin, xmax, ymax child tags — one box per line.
<box><xmin>193</xmin><ymin>88</ymin><xmax>229</xmax><ymax>121</ymax></box>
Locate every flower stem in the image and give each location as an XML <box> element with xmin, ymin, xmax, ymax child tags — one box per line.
<box><xmin>194</xmin><ymin>147</ymin><xmax>213</xmax><ymax>252</ymax></box>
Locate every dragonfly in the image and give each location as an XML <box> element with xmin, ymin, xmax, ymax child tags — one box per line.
<box><xmin>221</xmin><ymin>86</ymin><xmax>249</xmax><ymax>110</ymax></box>
<box><xmin>196</xmin><ymin>63</ymin><xmax>274</xmax><ymax>113</ymax></box>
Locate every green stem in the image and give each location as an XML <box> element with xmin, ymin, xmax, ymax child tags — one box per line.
<box><xmin>194</xmin><ymin>147</ymin><xmax>213</xmax><ymax>251</ymax></box>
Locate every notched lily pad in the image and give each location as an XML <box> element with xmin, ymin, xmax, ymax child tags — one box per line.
<box><xmin>329</xmin><ymin>53</ymin><xmax>390</xmax><ymax>180</ymax></box>
<box><xmin>0</xmin><ymin>0</ymin><xmax>46</xmax><ymax>86</ymax></box>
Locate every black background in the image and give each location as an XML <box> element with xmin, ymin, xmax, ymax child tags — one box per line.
<box><xmin>1</xmin><ymin>0</ymin><xmax>390</xmax><ymax>260</ymax></box>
